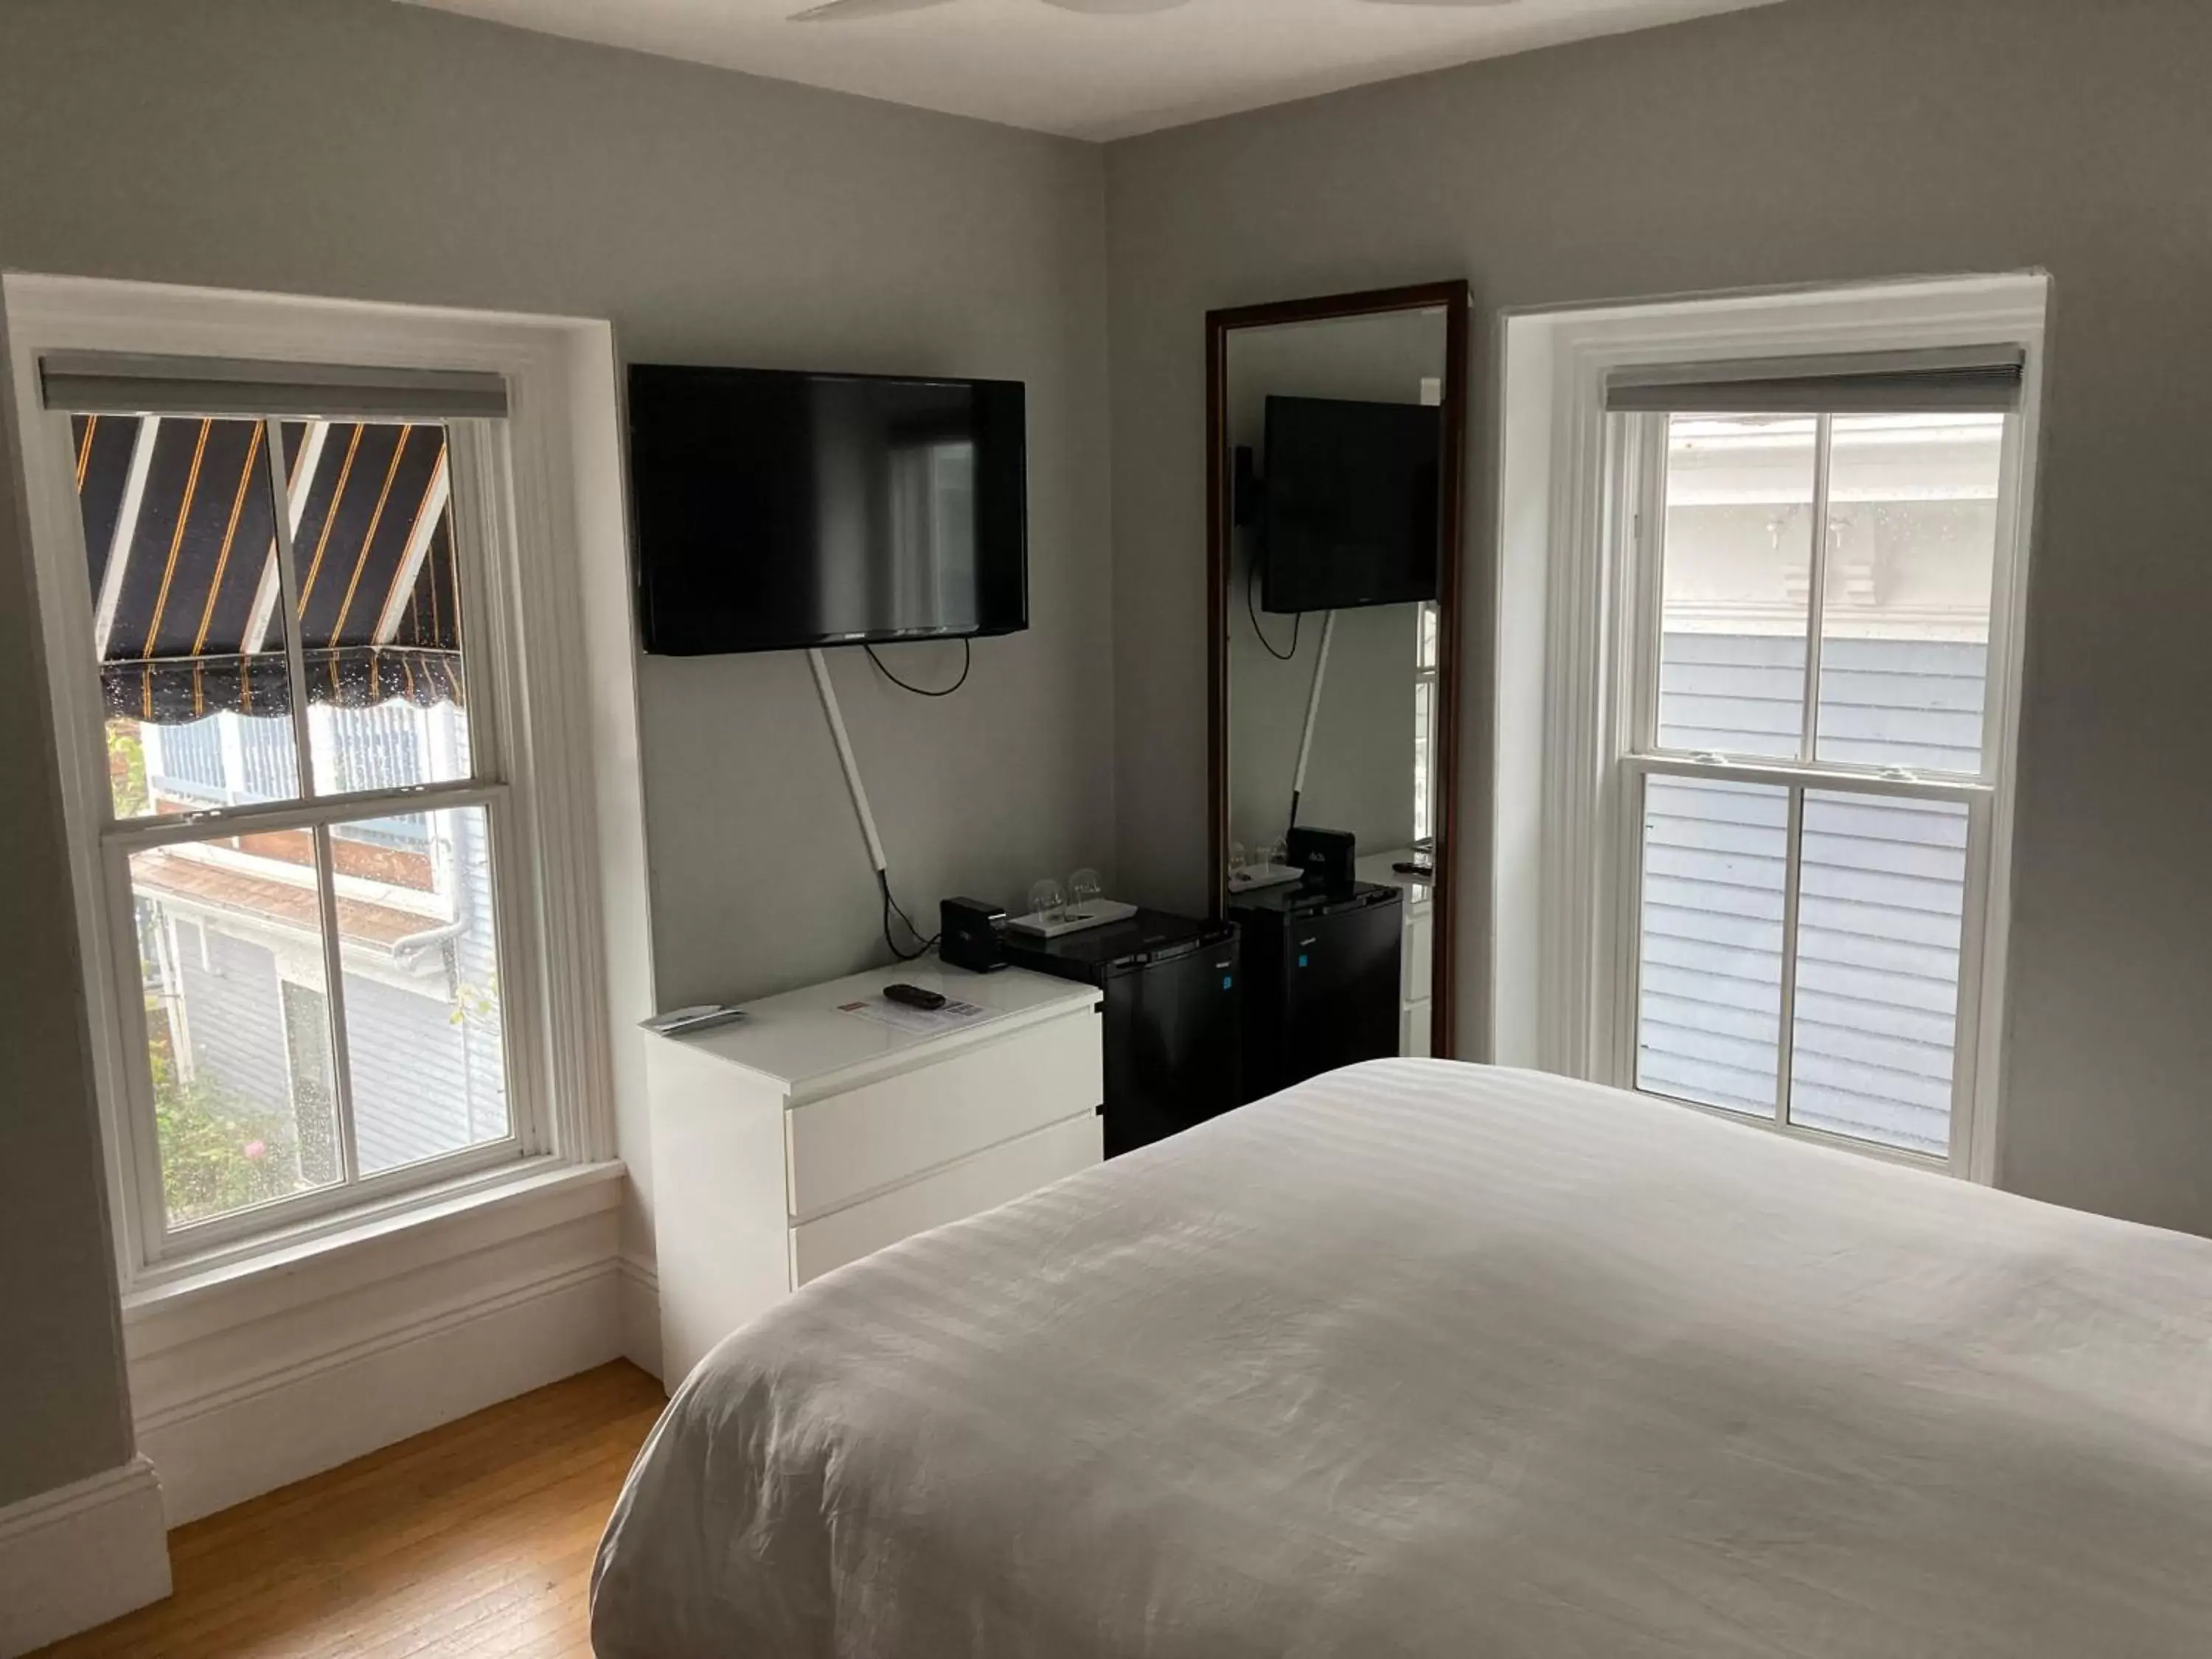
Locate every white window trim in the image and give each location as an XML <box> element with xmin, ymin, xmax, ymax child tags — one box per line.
<box><xmin>4</xmin><ymin>274</ymin><xmax>630</xmax><ymax>1292</ymax></box>
<box><xmin>1495</xmin><ymin>274</ymin><xmax>2048</xmax><ymax>1186</ymax></box>
<box><xmin>1413</xmin><ymin>601</ymin><xmax>1439</xmax><ymax>845</ymax></box>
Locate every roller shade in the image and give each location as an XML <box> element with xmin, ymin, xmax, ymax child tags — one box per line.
<box><xmin>1607</xmin><ymin>346</ymin><xmax>2025</xmax><ymax>415</ymax></box>
<box><xmin>40</xmin><ymin>351</ymin><xmax>509</xmax><ymax>420</ymax></box>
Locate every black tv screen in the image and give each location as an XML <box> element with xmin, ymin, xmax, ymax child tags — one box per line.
<box><xmin>1261</xmin><ymin>394</ymin><xmax>1440</xmax><ymax>615</ymax></box>
<box><xmin>628</xmin><ymin>364</ymin><xmax>1029</xmax><ymax>655</ymax></box>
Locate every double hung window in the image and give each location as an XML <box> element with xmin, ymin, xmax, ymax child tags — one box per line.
<box><xmin>21</xmin><ymin>347</ymin><xmax>554</xmax><ymax>1266</ymax></box>
<box><xmin>1607</xmin><ymin>349</ymin><xmax>2028</xmax><ymax>1163</ymax></box>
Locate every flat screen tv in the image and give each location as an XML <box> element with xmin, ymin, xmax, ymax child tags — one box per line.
<box><xmin>1261</xmin><ymin>394</ymin><xmax>1440</xmax><ymax>615</ymax></box>
<box><xmin>628</xmin><ymin>364</ymin><xmax>1029</xmax><ymax>655</ymax></box>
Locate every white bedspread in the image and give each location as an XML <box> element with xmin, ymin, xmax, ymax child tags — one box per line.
<box><xmin>592</xmin><ymin>1061</ymin><xmax>2212</xmax><ymax>1658</ymax></box>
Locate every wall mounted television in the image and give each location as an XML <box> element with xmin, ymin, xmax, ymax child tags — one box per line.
<box><xmin>1261</xmin><ymin>394</ymin><xmax>1440</xmax><ymax>615</ymax></box>
<box><xmin>628</xmin><ymin>364</ymin><xmax>1029</xmax><ymax>655</ymax></box>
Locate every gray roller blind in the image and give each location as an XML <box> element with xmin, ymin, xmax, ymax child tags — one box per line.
<box><xmin>1607</xmin><ymin>345</ymin><xmax>2025</xmax><ymax>415</ymax></box>
<box><xmin>38</xmin><ymin>350</ymin><xmax>509</xmax><ymax>420</ymax></box>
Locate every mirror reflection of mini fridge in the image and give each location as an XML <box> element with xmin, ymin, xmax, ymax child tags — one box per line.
<box><xmin>1230</xmin><ymin>881</ymin><xmax>1403</xmax><ymax>1102</ymax></box>
<box><xmin>1000</xmin><ymin>910</ymin><xmax>1243</xmax><ymax>1158</ymax></box>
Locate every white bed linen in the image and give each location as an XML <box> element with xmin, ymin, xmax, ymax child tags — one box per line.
<box><xmin>592</xmin><ymin>1061</ymin><xmax>2212</xmax><ymax>1658</ymax></box>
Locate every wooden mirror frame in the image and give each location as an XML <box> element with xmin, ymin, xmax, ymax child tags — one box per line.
<box><xmin>1206</xmin><ymin>279</ymin><xmax>1472</xmax><ymax>1057</ymax></box>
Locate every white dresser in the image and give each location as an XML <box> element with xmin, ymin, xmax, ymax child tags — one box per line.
<box><xmin>646</xmin><ymin>962</ymin><xmax>1104</xmax><ymax>1387</ymax></box>
<box><xmin>1357</xmin><ymin>849</ymin><xmax>1435</xmax><ymax>1056</ymax></box>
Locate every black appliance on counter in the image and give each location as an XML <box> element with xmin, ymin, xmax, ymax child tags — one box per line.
<box><xmin>1000</xmin><ymin>909</ymin><xmax>1242</xmax><ymax>1158</ymax></box>
<box><xmin>1230</xmin><ymin>880</ymin><xmax>1402</xmax><ymax>1102</ymax></box>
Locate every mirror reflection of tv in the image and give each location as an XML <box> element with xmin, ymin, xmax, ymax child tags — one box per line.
<box><xmin>1261</xmin><ymin>394</ymin><xmax>1440</xmax><ymax>615</ymax></box>
<box><xmin>628</xmin><ymin>364</ymin><xmax>1029</xmax><ymax>655</ymax></box>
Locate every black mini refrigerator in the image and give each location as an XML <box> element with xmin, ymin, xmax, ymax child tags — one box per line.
<box><xmin>1000</xmin><ymin>910</ymin><xmax>1242</xmax><ymax>1158</ymax></box>
<box><xmin>1230</xmin><ymin>881</ymin><xmax>1403</xmax><ymax>1102</ymax></box>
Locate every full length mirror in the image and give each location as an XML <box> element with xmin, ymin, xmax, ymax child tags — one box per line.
<box><xmin>1208</xmin><ymin>283</ymin><xmax>1468</xmax><ymax>1078</ymax></box>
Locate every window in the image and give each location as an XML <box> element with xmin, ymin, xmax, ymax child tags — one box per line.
<box><xmin>8</xmin><ymin>279</ymin><xmax>629</xmax><ymax>1282</ymax></box>
<box><xmin>1413</xmin><ymin>602</ymin><xmax>1439</xmax><ymax>846</ymax></box>
<box><xmin>59</xmin><ymin>403</ymin><xmax>523</xmax><ymax>1252</ymax></box>
<box><xmin>1493</xmin><ymin>279</ymin><xmax>2044</xmax><ymax>1179</ymax></box>
<box><xmin>1610</xmin><ymin>367</ymin><xmax>2026</xmax><ymax>1164</ymax></box>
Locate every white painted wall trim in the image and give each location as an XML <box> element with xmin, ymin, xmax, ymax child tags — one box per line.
<box><xmin>128</xmin><ymin>1167</ymin><xmax>626</xmax><ymax>1524</ymax></box>
<box><xmin>568</xmin><ymin>316</ymin><xmax>664</xmax><ymax>1338</ymax></box>
<box><xmin>1494</xmin><ymin>273</ymin><xmax>2049</xmax><ymax>1186</ymax></box>
<box><xmin>123</xmin><ymin>1158</ymin><xmax>625</xmax><ymax>1349</ymax></box>
<box><xmin>618</xmin><ymin>1250</ymin><xmax>664</xmax><ymax>1384</ymax></box>
<box><xmin>0</xmin><ymin>1456</ymin><xmax>170</xmax><ymax>1657</ymax></box>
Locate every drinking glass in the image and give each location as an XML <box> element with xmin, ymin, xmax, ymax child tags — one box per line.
<box><xmin>1029</xmin><ymin>878</ymin><xmax>1066</xmax><ymax>924</ymax></box>
<box><xmin>1068</xmin><ymin>869</ymin><xmax>1103</xmax><ymax>918</ymax></box>
<box><xmin>1227</xmin><ymin>843</ymin><xmax>1249</xmax><ymax>888</ymax></box>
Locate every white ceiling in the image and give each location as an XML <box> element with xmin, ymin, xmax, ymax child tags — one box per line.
<box><xmin>400</xmin><ymin>0</ymin><xmax>1788</xmax><ymax>141</ymax></box>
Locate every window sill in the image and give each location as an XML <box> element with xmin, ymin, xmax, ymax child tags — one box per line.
<box><xmin>120</xmin><ymin>1158</ymin><xmax>626</xmax><ymax>1351</ymax></box>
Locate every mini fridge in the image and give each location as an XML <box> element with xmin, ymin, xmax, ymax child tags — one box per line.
<box><xmin>1229</xmin><ymin>880</ymin><xmax>1403</xmax><ymax>1102</ymax></box>
<box><xmin>1000</xmin><ymin>909</ymin><xmax>1243</xmax><ymax>1157</ymax></box>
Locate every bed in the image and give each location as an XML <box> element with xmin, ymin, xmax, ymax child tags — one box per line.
<box><xmin>591</xmin><ymin>1060</ymin><xmax>2212</xmax><ymax>1658</ymax></box>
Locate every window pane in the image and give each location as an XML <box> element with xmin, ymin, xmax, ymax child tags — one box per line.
<box><xmin>334</xmin><ymin>804</ymin><xmax>509</xmax><ymax>1176</ymax></box>
<box><xmin>128</xmin><ymin>837</ymin><xmax>341</xmax><ymax>1228</ymax></box>
<box><xmin>285</xmin><ymin>421</ymin><xmax>473</xmax><ymax>796</ymax></box>
<box><xmin>1413</xmin><ymin>676</ymin><xmax>1433</xmax><ymax>845</ymax></box>
<box><xmin>1817</xmin><ymin>414</ymin><xmax>2003</xmax><ymax>775</ymax></box>
<box><xmin>1790</xmin><ymin>790</ymin><xmax>1968</xmax><ymax>1155</ymax></box>
<box><xmin>1636</xmin><ymin>775</ymin><xmax>1790</xmax><ymax>1116</ymax></box>
<box><xmin>72</xmin><ymin>415</ymin><xmax>301</xmax><ymax>818</ymax></box>
<box><xmin>1658</xmin><ymin>415</ymin><xmax>1816</xmax><ymax>759</ymax></box>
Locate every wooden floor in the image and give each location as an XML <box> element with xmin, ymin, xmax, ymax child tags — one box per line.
<box><xmin>35</xmin><ymin>1361</ymin><xmax>666</xmax><ymax>1659</ymax></box>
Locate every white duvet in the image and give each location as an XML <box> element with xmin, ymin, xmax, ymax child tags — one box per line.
<box><xmin>592</xmin><ymin>1061</ymin><xmax>2212</xmax><ymax>1658</ymax></box>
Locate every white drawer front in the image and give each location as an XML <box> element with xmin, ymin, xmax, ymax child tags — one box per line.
<box><xmin>787</xmin><ymin>1011</ymin><xmax>1102</xmax><ymax>1221</ymax></box>
<box><xmin>790</xmin><ymin>1111</ymin><xmax>1103</xmax><ymax>1286</ymax></box>
<box><xmin>1405</xmin><ymin>910</ymin><xmax>1433</xmax><ymax>1004</ymax></box>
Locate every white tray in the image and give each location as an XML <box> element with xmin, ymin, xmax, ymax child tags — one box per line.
<box><xmin>1005</xmin><ymin>899</ymin><xmax>1139</xmax><ymax>939</ymax></box>
<box><xmin>1228</xmin><ymin>863</ymin><xmax>1304</xmax><ymax>894</ymax></box>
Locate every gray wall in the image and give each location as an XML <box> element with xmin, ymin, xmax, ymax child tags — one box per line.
<box><xmin>0</xmin><ymin>0</ymin><xmax>1110</xmax><ymax>1500</ymax></box>
<box><xmin>0</xmin><ymin>0</ymin><xmax>1114</xmax><ymax>1015</ymax></box>
<box><xmin>0</xmin><ymin>301</ymin><xmax>133</xmax><ymax>1506</ymax></box>
<box><xmin>1107</xmin><ymin>0</ymin><xmax>2212</xmax><ymax>1236</ymax></box>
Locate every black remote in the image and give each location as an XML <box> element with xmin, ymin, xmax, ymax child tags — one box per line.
<box><xmin>1393</xmin><ymin>860</ymin><xmax>1435</xmax><ymax>880</ymax></box>
<box><xmin>883</xmin><ymin>984</ymin><xmax>948</xmax><ymax>1012</ymax></box>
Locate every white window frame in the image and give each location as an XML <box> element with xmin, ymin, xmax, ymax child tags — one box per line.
<box><xmin>4</xmin><ymin>274</ymin><xmax>624</xmax><ymax>1291</ymax></box>
<box><xmin>1509</xmin><ymin>276</ymin><xmax>2048</xmax><ymax>1184</ymax></box>
<box><xmin>1413</xmin><ymin>600</ymin><xmax>1439</xmax><ymax>846</ymax></box>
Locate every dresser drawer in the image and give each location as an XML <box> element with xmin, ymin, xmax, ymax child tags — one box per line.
<box><xmin>785</xmin><ymin>1010</ymin><xmax>1102</xmax><ymax>1220</ymax></box>
<box><xmin>790</xmin><ymin>1110</ymin><xmax>1103</xmax><ymax>1286</ymax></box>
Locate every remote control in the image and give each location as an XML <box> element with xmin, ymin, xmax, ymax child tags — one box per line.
<box><xmin>883</xmin><ymin>984</ymin><xmax>948</xmax><ymax>1012</ymax></box>
<box><xmin>1393</xmin><ymin>860</ymin><xmax>1435</xmax><ymax>880</ymax></box>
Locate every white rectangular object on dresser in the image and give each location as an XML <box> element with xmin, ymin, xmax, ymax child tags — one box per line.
<box><xmin>645</xmin><ymin>962</ymin><xmax>1102</xmax><ymax>1388</ymax></box>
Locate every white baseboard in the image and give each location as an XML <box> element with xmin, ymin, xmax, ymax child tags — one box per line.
<box><xmin>618</xmin><ymin>1251</ymin><xmax>663</xmax><ymax>1385</ymax></box>
<box><xmin>0</xmin><ymin>1456</ymin><xmax>170</xmax><ymax>1657</ymax></box>
<box><xmin>137</xmin><ymin>1256</ymin><xmax>623</xmax><ymax>1526</ymax></box>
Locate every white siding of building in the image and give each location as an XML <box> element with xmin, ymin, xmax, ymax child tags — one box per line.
<box><xmin>1639</xmin><ymin>634</ymin><xmax>1975</xmax><ymax>1156</ymax></box>
<box><xmin>175</xmin><ymin>922</ymin><xmax>291</xmax><ymax>1110</ymax></box>
<box><xmin>157</xmin><ymin>776</ymin><xmax>507</xmax><ymax>1183</ymax></box>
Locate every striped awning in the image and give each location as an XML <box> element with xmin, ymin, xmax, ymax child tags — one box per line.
<box><xmin>73</xmin><ymin>414</ymin><xmax>466</xmax><ymax>725</ymax></box>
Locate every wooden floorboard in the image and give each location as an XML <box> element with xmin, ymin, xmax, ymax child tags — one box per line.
<box><xmin>33</xmin><ymin>1361</ymin><xmax>666</xmax><ymax>1659</ymax></box>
